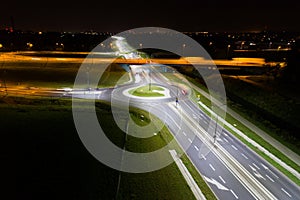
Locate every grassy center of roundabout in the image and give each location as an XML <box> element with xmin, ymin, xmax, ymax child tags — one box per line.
<box><xmin>129</xmin><ymin>84</ymin><xmax>166</xmax><ymax>97</ymax></box>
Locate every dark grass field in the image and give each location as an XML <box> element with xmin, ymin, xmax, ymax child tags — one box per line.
<box><xmin>1</xmin><ymin>96</ymin><xmax>202</xmax><ymax>200</ymax></box>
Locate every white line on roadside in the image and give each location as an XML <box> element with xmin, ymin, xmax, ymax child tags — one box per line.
<box><xmin>241</xmin><ymin>153</ymin><xmax>248</xmax><ymax>160</ymax></box>
<box><xmin>219</xmin><ymin>176</ymin><xmax>226</xmax><ymax>184</ymax></box>
<box><xmin>265</xmin><ymin>174</ymin><xmax>275</xmax><ymax>182</ymax></box>
<box><xmin>209</xmin><ymin>163</ymin><xmax>215</xmax><ymax>171</ymax></box>
<box><xmin>231</xmin><ymin>145</ymin><xmax>238</xmax><ymax>150</ymax></box>
<box><xmin>281</xmin><ymin>188</ymin><xmax>292</xmax><ymax>197</ymax></box>
<box><xmin>230</xmin><ymin>189</ymin><xmax>239</xmax><ymax>199</ymax></box>
<box><xmin>188</xmin><ymin>138</ymin><xmax>193</xmax><ymax>143</ymax></box>
<box><xmin>194</xmin><ymin>145</ymin><xmax>199</xmax><ymax>151</ymax></box>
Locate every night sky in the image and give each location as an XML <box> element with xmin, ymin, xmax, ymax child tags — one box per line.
<box><xmin>2</xmin><ymin>0</ymin><xmax>300</xmax><ymax>32</ymax></box>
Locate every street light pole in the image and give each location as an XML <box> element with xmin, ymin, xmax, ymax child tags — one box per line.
<box><xmin>213</xmin><ymin>116</ymin><xmax>219</xmax><ymax>144</ymax></box>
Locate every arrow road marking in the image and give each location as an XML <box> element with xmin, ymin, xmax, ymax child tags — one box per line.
<box><xmin>204</xmin><ymin>176</ymin><xmax>229</xmax><ymax>191</ymax></box>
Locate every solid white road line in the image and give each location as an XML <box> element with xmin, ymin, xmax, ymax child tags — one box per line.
<box><xmin>230</xmin><ymin>189</ymin><xmax>239</xmax><ymax>199</ymax></box>
<box><xmin>219</xmin><ymin>175</ymin><xmax>226</xmax><ymax>184</ymax></box>
<box><xmin>281</xmin><ymin>188</ymin><xmax>292</xmax><ymax>197</ymax></box>
<box><xmin>265</xmin><ymin>174</ymin><xmax>275</xmax><ymax>182</ymax></box>
<box><xmin>241</xmin><ymin>153</ymin><xmax>248</xmax><ymax>160</ymax></box>
<box><xmin>231</xmin><ymin>145</ymin><xmax>238</xmax><ymax>150</ymax></box>
<box><xmin>209</xmin><ymin>163</ymin><xmax>215</xmax><ymax>171</ymax></box>
<box><xmin>194</xmin><ymin>145</ymin><xmax>199</xmax><ymax>151</ymax></box>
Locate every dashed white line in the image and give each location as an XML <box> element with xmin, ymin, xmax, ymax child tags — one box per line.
<box><xmin>188</xmin><ymin>138</ymin><xmax>193</xmax><ymax>143</ymax></box>
<box><xmin>249</xmin><ymin>165</ymin><xmax>257</xmax><ymax>171</ymax></box>
<box><xmin>230</xmin><ymin>189</ymin><xmax>239</xmax><ymax>199</ymax></box>
<box><xmin>268</xmin><ymin>170</ymin><xmax>279</xmax><ymax>179</ymax></box>
<box><xmin>203</xmin><ymin>120</ymin><xmax>208</xmax><ymax>124</ymax></box>
<box><xmin>223</xmin><ymin>132</ymin><xmax>228</xmax><ymax>137</ymax></box>
<box><xmin>194</xmin><ymin>145</ymin><xmax>199</xmax><ymax>151</ymax></box>
<box><xmin>223</xmin><ymin>138</ymin><xmax>229</xmax><ymax>143</ymax></box>
<box><xmin>209</xmin><ymin>163</ymin><xmax>215</xmax><ymax>171</ymax></box>
<box><xmin>201</xmin><ymin>154</ymin><xmax>206</xmax><ymax>160</ymax></box>
<box><xmin>241</xmin><ymin>153</ymin><xmax>248</xmax><ymax>160</ymax></box>
<box><xmin>265</xmin><ymin>174</ymin><xmax>275</xmax><ymax>182</ymax></box>
<box><xmin>252</xmin><ymin>163</ymin><xmax>260</xmax><ymax>170</ymax></box>
<box><xmin>219</xmin><ymin>176</ymin><xmax>226</xmax><ymax>184</ymax></box>
<box><xmin>231</xmin><ymin>145</ymin><xmax>238</xmax><ymax>150</ymax></box>
<box><xmin>182</xmin><ymin>132</ymin><xmax>187</xmax><ymax>136</ymax></box>
<box><xmin>281</xmin><ymin>188</ymin><xmax>292</xmax><ymax>197</ymax></box>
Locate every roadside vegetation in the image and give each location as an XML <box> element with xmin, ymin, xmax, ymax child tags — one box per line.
<box><xmin>129</xmin><ymin>85</ymin><xmax>165</xmax><ymax>97</ymax></box>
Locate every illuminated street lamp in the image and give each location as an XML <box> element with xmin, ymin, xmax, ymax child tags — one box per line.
<box><xmin>212</xmin><ymin>103</ymin><xmax>226</xmax><ymax>144</ymax></box>
<box><xmin>226</xmin><ymin>45</ymin><xmax>231</xmax><ymax>59</ymax></box>
<box><xmin>182</xmin><ymin>43</ymin><xmax>186</xmax><ymax>56</ymax></box>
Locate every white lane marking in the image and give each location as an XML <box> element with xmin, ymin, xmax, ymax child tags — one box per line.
<box><xmin>230</xmin><ymin>189</ymin><xmax>239</xmax><ymax>199</ymax></box>
<box><xmin>223</xmin><ymin>132</ymin><xmax>228</xmax><ymax>137</ymax></box>
<box><xmin>188</xmin><ymin>138</ymin><xmax>193</xmax><ymax>143</ymax></box>
<box><xmin>209</xmin><ymin>163</ymin><xmax>215</xmax><ymax>171</ymax></box>
<box><xmin>204</xmin><ymin>176</ymin><xmax>229</xmax><ymax>191</ymax></box>
<box><xmin>231</xmin><ymin>145</ymin><xmax>238</xmax><ymax>150</ymax></box>
<box><xmin>265</xmin><ymin>174</ymin><xmax>275</xmax><ymax>182</ymax></box>
<box><xmin>203</xmin><ymin>120</ymin><xmax>208</xmax><ymax>124</ymax></box>
<box><xmin>223</xmin><ymin>138</ymin><xmax>229</xmax><ymax>143</ymax></box>
<box><xmin>249</xmin><ymin>165</ymin><xmax>257</xmax><ymax>171</ymax></box>
<box><xmin>281</xmin><ymin>188</ymin><xmax>292</xmax><ymax>197</ymax></box>
<box><xmin>241</xmin><ymin>153</ymin><xmax>248</xmax><ymax>160</ymax></box>
<box><xmin>192</xmin><ymin>114</ymin><xmax>197</xmax><ymax>119</ymax></box>
<box><xmin>268</xmin><ymin>170</ymin><xmax>279</xmax><ymax>179</ymax></box>
<box><xmin>194</xmin><ymin>145</ymin><xmax>199</xmax><ymax>151</ymax></box>
<box><xmin>200</xmin><ymin>113</ymin><xmax>204</xmax><ymax>117</ymax></box>
<box><xmin>261</xmin><ymin>163</ymin><xmax>269</xmax><ymax>169</ymax></box>
<box><xmin>182</xmin><ymin>132</ymin><xmax>187</xmax><ymax>136</ymax></box>
<box><xmin>253</xmin><ymin>172</ymin><xmax>266</xmax><ymax>180</ymax></box>
<box><xmin>219</xmin><ymin>176</ymin><xmax>226</xmax><ymax>184</ymax></box>
<box><xmin>201</xmin><ymin>154</ymin><xmax>206</xmax><ymax>160</ymax></box>
<box><xmin>261</xmin><ymin>163</ymin><xmax>279</xmax><ymax>178</ymax></box>
<box><xmin>253</xmin><ymin>163</ymin><xmax>260</xmax><ymax>170</ymax></box>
